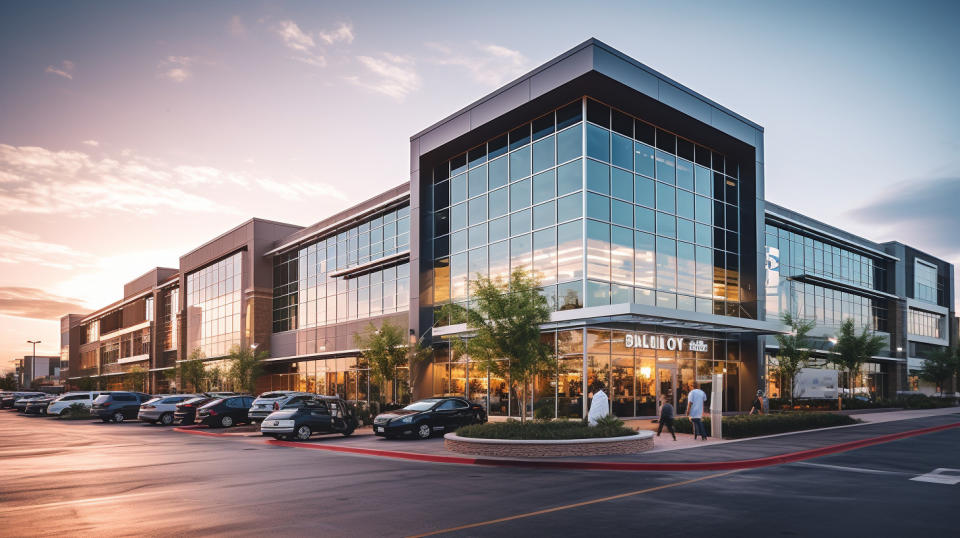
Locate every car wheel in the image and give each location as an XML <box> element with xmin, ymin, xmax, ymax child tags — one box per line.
<box><xmin>342</xmin><ymin>427</ymin><xmax>354</xmax><ymax>437</ymax></box>
<box><xmin>160</xmin><ymin>413</ymin><xmax>174</xmax><ymax>426</ymax></box>
<box><xmin>101</xmin><ymin>417</ymin><xmax>110</xmax><ymax>423</ymax></box>
<box><xmin>416</xmin><ymin>423</ymin><xmax>431</xmax><ymax>440</ymax></box>
<box><xmin>271</xmin><ymin>434</ymin><xmax>283</xmax><ymax>440</ymax></box>
<box><xmin>295</xmin><ymin>425</ymin><xmax>312</xmax><ymax>441</ymax></box>
<box><xmin>61</xmin><ymin>409</ymin><xmax>71</xmax><ymax>418</ymax></box>
<box><xmin>112</xmin><ymin>412</ymin><xmax>125</xmax><ymax>423</ymax></box>
<box><xmin>219</xmin><ymin>415</ymin><xmax>234</xmax><ymax>428</ymax></box>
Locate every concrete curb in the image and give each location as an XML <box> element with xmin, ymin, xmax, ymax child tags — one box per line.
<box><xmin>259</xmin><ymin>421</ymin><xmax>960</xmax><ymax>471</ymax></box>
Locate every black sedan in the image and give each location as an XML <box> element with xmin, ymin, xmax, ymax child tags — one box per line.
<box><xmin>373</xmin><ymin>397</ymin><xmax>486</xmax><ymax>440</ymax></box>
<box><xmin>260</xmin><ymin>396</ymin><xmax>358</xmax><ymax>440</ymax></box>
<box><xmin>172</xmin><ymin>396</ymin><xmax>216</xmax><ymax>425</ymax></box>
<box><xmin>196</xmin><ymin>396</ymin><xmax>254</xmax><ymax>428</ymax></box>
<box><xmin>23</xmin><ymin>396</ymin><xmax>56</xmax><ymax>415</ymax></box>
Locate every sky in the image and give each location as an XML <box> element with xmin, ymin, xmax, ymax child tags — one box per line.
<box><xmin>1</xmin><ymin>0</ymin><xmax>958</xmax><ymax>373</ymax></box>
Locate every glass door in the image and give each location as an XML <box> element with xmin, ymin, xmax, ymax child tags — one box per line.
<box><xmin>657</xmin><ymin>367</ymin><xmax>676</xmax><ymax>416</ymax></box>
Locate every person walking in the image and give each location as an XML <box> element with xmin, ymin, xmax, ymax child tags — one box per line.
<box><xmin>686</xmin><ymin>383</ymin><xmax>708</xmax><ymax>440</ymax></box>
<box><xmin>587</xmin><ymin>381</ymin><xmax>609</xmax><ymax>426</ymax></box>
<box><xmin>656</xmin><ymin>396</ymin><xmax>677</xmax><ymax>440</ymax></box>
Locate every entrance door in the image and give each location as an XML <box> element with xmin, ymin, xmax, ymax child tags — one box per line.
<box><xmin>657</xmin><ymin>367</ymin><xmax>676</xmax><ymax>416</ymax></box>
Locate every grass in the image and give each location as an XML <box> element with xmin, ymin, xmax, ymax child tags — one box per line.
<box><xmin>674</xmin><ymin>412</ymin><xmax>859</xmax><ymax>439</ymax></box>
<box><xmin>455</xmin><ymin>416</ymin><xmax>636</xmax><ymax>440</ymax></box>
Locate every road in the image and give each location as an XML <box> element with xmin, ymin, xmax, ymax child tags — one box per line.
<box><xmin>1</xmin><ymin>411</ymin><xmax>958</xmax><ymax>537</ymax></box>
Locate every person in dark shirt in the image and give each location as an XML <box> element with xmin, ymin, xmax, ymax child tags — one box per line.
<box><xmin>656</xmin><ymin>396</ymin><xmax>677</xmax><ymax>440</ymax></box>
<box><xmin>749</xmin><ymin>390</ymin><xmax>764</xmax><ymax>415</ymax></box>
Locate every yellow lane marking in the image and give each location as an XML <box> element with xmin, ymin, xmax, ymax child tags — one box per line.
<box><xmin>408</xmin><ymin>470</ymin><xmax>740</xmax><ymax>537</ymax></box>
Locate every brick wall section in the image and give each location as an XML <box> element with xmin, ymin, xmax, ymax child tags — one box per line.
<box><xmin>444</xmin><ymin>434</ymin><xmax>653</xmax><ymax>458</ymax></box>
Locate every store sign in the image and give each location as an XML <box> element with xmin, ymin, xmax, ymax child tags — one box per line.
<box><xmin>624</xmin><ymin>334</ymin><xmax>710</xmax><ymax>353</ymax></box>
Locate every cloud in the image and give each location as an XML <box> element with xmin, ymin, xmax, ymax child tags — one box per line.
<box><xmin>0</xmin><ymin>229</ymin><xmax>96</xmax><ymax>270</ymax></box>
<box><xmin>81</xmin><ymin>139</ymin><xmax>99</xmax><ymax>147</ymax></box>
<box><xmin>849</xmin><ymin>177</ymin><xmax>960</xmax><ymax>258</ymax></box>
<box><xmin>318</xmin><ymin>22</ymin><xmax>354</xmax><ymax>45</ymax></box>
<box><xmin>158</xmin><ymin>56</ymin><xmax>197</xmax><ymax>83</ymax></box>
<box><xmin>228</xmin><ymin>15</ymin><xmax>246</xmax><ymax>37</ymax></box>
<box><xmin>427</xmin><ymin>42</ymin><xmax>528</xmax><ymax>86</ymax></box>
<box><xmin>275</xmin><ymin>20</ymin><xmax>315</xmax><ymax>52</ymax></box>
<box><xmin>0</xmin><ymin>143</ymin><xmax>344</xmax><ymax>218</ymax></box>
<box><xmin>0</xmin><ymin>287</ymin><xmax>89</xmax><ymax>320</ymax></box>
<box><xmin>45</xmin><ymin>60</ymin><xmax>75</xmax><ymax>80</ymax></box>
<box><xmin>348</xmin><ymin>54</ymin><xmax>420</xmax><ymax>100</ymax></box>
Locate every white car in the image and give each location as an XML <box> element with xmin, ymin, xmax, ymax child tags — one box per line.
<box><xmin>138</xmin><ymin>394</ymin><xmax>200</xmax><ymax>425</ymax></box>
<box><xmin>248</xmin><ymin>391</ymin><xmax>315</xmax><ymax>422</ymax></box>
<box><xmin>46</xmin><ymin>392</ymin><xmax>102</xmax><ymax>416</ymax></box>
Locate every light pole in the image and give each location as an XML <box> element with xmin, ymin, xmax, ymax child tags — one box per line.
<box><xmin>27</xmin><ymin>340</ymin><xmax>40</xmax><ymax>388</ymax></box>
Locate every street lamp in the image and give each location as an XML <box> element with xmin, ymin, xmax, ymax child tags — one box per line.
<box><xmin>27</xmin><ymin>340</ymin><xmax>40</xmax><ymax>386</ymax></box>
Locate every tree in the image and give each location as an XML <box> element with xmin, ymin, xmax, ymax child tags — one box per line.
<box><xmin>832</xmin><ymin>318</ymin><xmax>886</xmax><ymax>408</ymax></box>
<box><xmin>226</xmin><ymin>345</ymin><xmax>267</xmax><ymax>395</ymax></box>
<box><xmin>355</xmin><ymin>321</ymin><xmax>432</xmax><ymax>405</ymax></box>
<box><xmin>773</xmin><ymin>313</ymin><xmax>816</xmax><ymax>405</ymax></box>
<box><xmin>75</xmin><ymin>376</ymin><xmax>98</xmax><ymax>391</ymax></box>
<box><xmin>918</xmin><ymin>347</ymin><xmax>959</xmax><ymax>395</ymax></box>
<box><xmin>179</xmin><ymin>348</ymin><xmax>208</xmax><ymax>393</ymax></box>
<box><xmin>452</xmin><ymin>268</ymin><xmax>552</xmax><ymax>424</ymax></box>
<box><xmin>124</xmin><ymin>366</ymin><xmax>149</xmax><ymax>392</ymax></box>
<box><xmin>0</xmin><ymin>372</ymin><xmax>16</xmax><ymax>390</ymax></box>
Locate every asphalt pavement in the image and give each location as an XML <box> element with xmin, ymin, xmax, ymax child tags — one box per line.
<box><xmin>1</xmin><ymin>411</ymin><xmax>958</xmax><ymax>537</ymax></box>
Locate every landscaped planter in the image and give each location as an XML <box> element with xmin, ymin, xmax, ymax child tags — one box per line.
<box><xmin>444</xmin><ymin>431</ymin><xmax>654</xmax><ymax>458</ymax></box>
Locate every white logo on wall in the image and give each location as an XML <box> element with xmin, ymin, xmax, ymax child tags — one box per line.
<box><xmin>625</xmin><ymin>334</ymin><xmax>709</xmax><ymax>353</ymax></box>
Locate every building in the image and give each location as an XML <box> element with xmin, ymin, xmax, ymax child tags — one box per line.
<box><xmin>14</xmin><ymin>354</ymin><xmax>63</xmax><ymax>389</ymax></box>
<box><xmin>60</xmin><ymin>38</ymin><xmax>958</xmax><ymax>414</ymax></box>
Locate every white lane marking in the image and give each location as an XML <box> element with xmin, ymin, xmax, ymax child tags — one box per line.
<box><xmin>0</xmin><ymin>491</ymin><xmax>155</xmax><ymax>514</ymax></box>
<box><xmin>911</xmin><ymin>468</ymin><xmax>960</xmax><ymax>485</ymax></box>
<box><xmin>794</xmin><ymin>462</ymin><xmax>904</xmax><ymax>475</ymax></box>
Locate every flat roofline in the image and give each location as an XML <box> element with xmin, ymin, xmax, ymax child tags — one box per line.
<box><xmin>765</xmin><ymin>206</ymin><xmax>899</xmax><ymax>261</ymax></box>
<box><xmin>411</xmin><ymin>37</ymin><xmax>763</xmax><ymax>142</ymax></box>
<box><xmin>178</xmin><ymin>217</ymin><xmax>303</xmax><ymax>261</ymax></box>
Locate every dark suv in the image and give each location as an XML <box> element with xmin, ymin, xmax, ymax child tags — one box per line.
<box><xmin>91</xmin><ymin>392</ymin><xmax>152</xmax><ymax>423</ymax></box>
<box><xmin>196</xmin><ymin>396</ymin><xmax>254</xmax><ymax>428</ymax></box>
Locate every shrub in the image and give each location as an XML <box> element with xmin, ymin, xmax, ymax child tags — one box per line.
<box><xmin>768</xmin><ymin>394</ymin><xmax>958</xmax><ymax>412</ymax></box>
<box><xmin>59</xmin><ymin>403</ymin><xmax>92</xmax><ymax>420</ymax></box>
<box><xmin>674</xmin><ymin>412</ymin><xmax>858</xmax><ymax>439</ymax></box>
<box><xmin>455</xmin><ymin>417</ymin><xmax>635</xmax><ymax>440</ymax></box>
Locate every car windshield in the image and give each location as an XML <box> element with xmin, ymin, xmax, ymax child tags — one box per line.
<box><xmin>143</xmin><ymin>398</ymin><xmax>162</xmax><ymax>405</ymax></box>
<box><xmin>182</xmin><ymin>397</ymin><xmax>207</xmax><ymax>405</ymax></box>
<box><xmin>403</xmin><ymin>399</ymin><xmax>440</xmax><ymax>412</ymax></box>
<box><xmin>199</xmin><ymin>399</ymin><xmax>223</xmax><ymax>409</ymax></box>
<box><xmin>92</xmin><ymin>395</ymin><xmax>111</xmax><ymax>404</ymax></box>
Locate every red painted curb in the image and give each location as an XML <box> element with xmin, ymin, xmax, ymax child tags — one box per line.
<box><xmin>173</xmin><ymin>427</ymin><xmax>227</xmax><ymax>437</ymax></box>
<box><xmin>263</xmin><ymin>421</ymin><xmax>960</xmax><ymax>471</ymax></box>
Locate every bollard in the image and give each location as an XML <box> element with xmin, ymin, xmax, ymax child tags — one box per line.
<box><xmin>710</xmin><ymin>373</ymin><xmax>723</xmax><ymax>440</ymax></box>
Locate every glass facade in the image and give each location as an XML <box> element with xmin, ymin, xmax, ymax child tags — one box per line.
<box><xmin>914</xmin><ymin>259</ymin><xmax>938</xmax><ymax>304</ymax></box>
<box><xmin>260</xmin><ymin>358</ymin><xmax>408</xmax><ymax>404</ymax></box>
<box><xmin>186</xmin><ymin>251</ymin><xmax>242</xmax><ymax>358</ymax></box>
<box><xmin>430</xmin><ymin>97</ymin><xmax>746</xmax><ymax>324</ymax></box>
<box><xmin>908</xmin><ymin>308</ymin><xmax>943</xmax><ymax>339</ymax></box>
<box><xmin>431</xmin><ymin>328</ymin><xmax>740</xmax><ymax>418</ymax></box>
<box><xmin>160</xmin><ymin>287</ymin><xmax>179</xmax><ymax>352</ymax></box>
<box><xmin>272</xmin><ymin>205</ymin><xmax>410</xmax><ymax>333</ymax></box>
<box><xmin>765</xmin><ymin>224</ymin><xmax>889</xmax><ymax>332</ymax></box>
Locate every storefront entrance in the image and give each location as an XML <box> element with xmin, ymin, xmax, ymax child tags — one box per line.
<box><xmin>657</xmin><ymin>367</ymin><xmax>674</xmax><ymax>416</ymax></box>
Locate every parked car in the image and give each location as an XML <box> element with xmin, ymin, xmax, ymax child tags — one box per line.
<box><xmin>12</xmin><ymin>393</ymin><xmax>49</xmax><ymax>412</ymax></box>
<box><xmin>46</xmin><ymin>392</ymin><xmax>101</xmax><ymax>417</ymax></box>
<box><xmin>3</xmin><ymin>392</ymin><xmax>45</xmax><ymax>409</ymax></box>
<box><xmin>23</xmin><ymin>396</ymin><xmax>57</xmax><ymax>415</ymax></box>
<box><xmin>90</xmin><ymin>392</ymin><xmax>153</xmax><ymax>423</ymax></box>
<box><xmin>203</xmin><ymin>392</ymin><xmax>237</xmax><ymax>398</ymax></box>
<box><xmin>172</xmin><ymin>397</ymin><xmax>217</xmax><ymax>425</ymax></box>
<box><xmin>196</xmin><ymin>395</ymin><xmax>254</xmax><ymax>428</ymax></box>
<box><xmin>138</xmin><ymin>394</ymin><xmax>200</xmax><ymax>425</ymax></box>
<box><xmin>248</xmin><ymin>391</ymin><xmax>314</xmax><ymax>422</ymax></box>
<box><xmin>260</xmin><ymin>396</ymin><xmax>358</xmax><ymax>440</ymax></box>
<box><xmin>373</xmin><ymin>397</ymin><xmax>487</xmax><ymax>440</ymax></box>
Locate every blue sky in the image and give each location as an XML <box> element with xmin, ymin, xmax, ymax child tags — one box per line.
<box><xmin>0</xmin><ymin>0</ymin><xmax>957</xmax><ymax>366</ymax></box>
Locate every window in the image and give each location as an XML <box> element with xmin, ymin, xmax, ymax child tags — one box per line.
<box><xmin>908</xmin><ymin>308</ymin><xmax>943</xmax><ymax>339</ymax></box>
<box><xmin>915</xmin><ymin>260</ymin><xmax>938</xmax><ymax>304</ymax></box>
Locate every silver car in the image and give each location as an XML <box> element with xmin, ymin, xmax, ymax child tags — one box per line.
<box><xmin>138</xmin><ymin>394</ymin><xmax>200</xmax><ymax>425</ymax></box>
<box><xmin>248</xmin><ymin>391</ymin><xmax>315</xmax><ymax>422</ymax></box>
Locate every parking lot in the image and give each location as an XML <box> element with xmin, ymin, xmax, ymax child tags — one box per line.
<box><xmin>2</xmin><ymin>410</ymin><xmax>959</xmax><ymax>536</ymax></box>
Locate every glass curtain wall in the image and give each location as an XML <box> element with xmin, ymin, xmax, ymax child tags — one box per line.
<box><xmin>431</xmin><ymin>97</ymin><xmax>746</xmax><ymax>326</ymax></box>
<box><xmin>186</xmin><ymin>251</ymin><xmax>242</xmax><ymax>358</ymax></box>
<box><xmin>272</xmin><ymin>205</ymin><xmax>411</xmax><ymax>333</ymax></box>
<box><xmin>261</xmin><ymin>357</ymin><xmax>406</xmax><ymax>404</ymax></box>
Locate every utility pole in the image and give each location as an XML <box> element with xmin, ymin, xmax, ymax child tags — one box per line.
<box><xmin>27</xmin><ymin>340</ymin><xmax>41</xmax><ymax>388</ymax></box>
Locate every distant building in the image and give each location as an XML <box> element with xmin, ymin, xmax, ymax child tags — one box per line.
<box><xmin>15</xmin><ymin>355</ymin><xmax>63</xmax><ymax>389</ymax></box>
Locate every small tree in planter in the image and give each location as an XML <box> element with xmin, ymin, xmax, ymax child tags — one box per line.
<box><xmin>124</xmin><ymin>366</ymin><xmax>149</xmax><ymax>392</ymax></box>
<box><xmin>178</xmin><ymin>348</ymin><xmax>208</xmax><ymax>393</ymax></box>
<box><xmin>355</xmin><ymin>321</ymin><xmax>430</xmax><ymax>408</ymax></box>
<box><xmin>919</xmin><ymin>347</ymin><xmax>959</xmax><ymax>396</ymax></box>
<box><xmin>452</xmin><ymin>268</ymin><xmax>552</xmax><ymax>424</ymax></box>
<box><xmin>774</xmin><ymin>313</ymin><xmax>816</xmax><ymax>406</ymax></box>
<box><xmin>832</xmin><ymin>318</ymin><xmax>886</xmax><ymax>409</ymax></box>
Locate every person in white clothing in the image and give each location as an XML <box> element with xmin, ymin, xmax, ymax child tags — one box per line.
<box><xmin>587</xmin><ymin>381</ymin><xmax>609</xmax><ymax>426</ymax></box>
<box><xmin>686</xmin><ymin>384</ymin><xmax>708</xmax><ymax>440</ymax></box>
